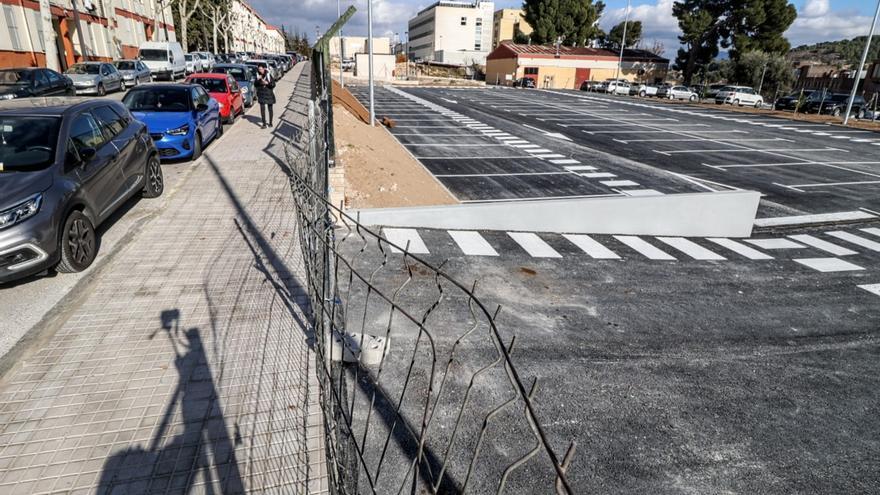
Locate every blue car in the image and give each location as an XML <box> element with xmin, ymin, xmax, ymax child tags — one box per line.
<box><xmin>211</xmin><ymin>63</ymin><xmax>256</xmax><ymax>107</ymax></box>
<box><xmin>122</xmin><ymin>83</ymin><xmax>221</xmax><ymax>160</ymax></box>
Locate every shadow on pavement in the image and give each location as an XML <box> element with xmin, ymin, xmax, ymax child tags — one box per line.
<box><xmin>97</xmin><ymin>310</ymin><xmax>245</xmax><ymax>494</ymax></box>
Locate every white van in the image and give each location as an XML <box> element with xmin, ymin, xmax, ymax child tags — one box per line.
<box><xmin>138</xmin><ymin>41</ymin><xmax>186</xmax><ymax>81</ymax></box>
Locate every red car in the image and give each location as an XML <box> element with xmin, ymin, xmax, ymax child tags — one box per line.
<box><xmin>184</xmin><ymin>73</ymin><xmax>244</xmax><ymax>123</ymax></box>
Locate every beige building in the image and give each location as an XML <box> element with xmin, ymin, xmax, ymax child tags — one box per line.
<box><xmin>0</xmin><ymin>0</ymin><xmax>175</xmax><ymax>71</ymax></box>
<box><xmin>228</xmin><ymin>0</ymin><xmax>286</xmax><ymax>54</ymax></box>
<box><xmin>486</xmin><ymin>42</ymin><xmax>669</xmax><ymax>89</ymax></box>
<box><xmin>491</xmin><ymin>8</ymin><xmax>531</xmax><ymax>48</ymax></box>
<box><xmin>329</xmin><ymin>36</ymin><xmax>391</xmax><ymax>59</ymax></box>
<box><xmin>407</xmin><ymin>0</ymin><xmax>494</xmax><ymax>65</ymax></box>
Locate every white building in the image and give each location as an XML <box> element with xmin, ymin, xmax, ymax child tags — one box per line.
<box><xmin>329</xmin><ymin>36</ymin><xmax>391</xmax><ymax>59</ymax></box>
<box><xmin>0</xmin><ymin>0</ymin><xmax>175</xmax><ymax>71</ymax></box>
<box><xmin>407</xmin><ymin>0</ymin><xmax>494</xmax><ymax>66</ymax></box>
<box><xmin>228</xmin><ymin>0</ymin><xmax>285</xmax><ymax>54</ymax></box>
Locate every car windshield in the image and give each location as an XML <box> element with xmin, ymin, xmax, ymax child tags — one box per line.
<box><xmin>114</xmin><ymin>61</ymin><xmax>136</xmax><ymax>70</ymax></box>
<box><xmin>0</xmin><ymin>70</ymin><xmax>28</xmax><ymax>85</ymax></box>
<box><xmin>189</xmin><ymin>78</ymin><xmax>226</xmax><ymax>93</ymax></box>
<box><xmin>123</xmin><ymin>88</ymin><xmax>190</xmax><ymax>112</ymax></box>
<box><xmin>213</xmin><ymin>67</ymin><xmax>246</xmax><ymax>80</ymax></box>
<box><xmin>185</xmin><ymin>54</ymin><xmax>194</xmax><ymax>61</ymax></box>
<box><xmin>0</xmin><ymin>116</ymin><xmax>60</xmax><ymax>172</ymax></box>
<box><xmin>829</xmin><ymin>95</ymin><xmax>849</xmax><ymax>102</ymax></box>
<box><xmin>139</xmin><ymin>49</ymin><xmax>168</xmax><ymax>61</ymax></box>
<box><xmin>66</xmin><ymin>64</ymin><xmax>100</xmax><ymax>75</ymax></box>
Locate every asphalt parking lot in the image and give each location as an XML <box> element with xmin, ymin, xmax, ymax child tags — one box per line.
<box><xmin>351</xmin><ymin>85</ymin><xmax>880</xmax><ymax>217</ymax></box>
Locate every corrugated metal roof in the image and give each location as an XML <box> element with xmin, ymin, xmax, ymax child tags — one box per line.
<box><xmin>492</xmin><ymin>42</ymin><xmax>669</xmax><ymax>63</ymax></box>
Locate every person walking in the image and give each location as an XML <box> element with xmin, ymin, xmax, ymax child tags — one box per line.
<box><xmin>254</xmin><ymin>65</ymin><xmax>276</xmax><ymax>128</ymax></box>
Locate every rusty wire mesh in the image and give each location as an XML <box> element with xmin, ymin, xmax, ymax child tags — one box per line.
<box><xmin>285</xmin><ymin>49</ymin><xmax>576</xmax><ymax>494</ymax></box>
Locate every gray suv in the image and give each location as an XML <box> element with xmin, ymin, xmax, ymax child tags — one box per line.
<box><xmin>0</xmin><ymin>98</ymin><xmax>163</xmax><ymax>284</ymax></box>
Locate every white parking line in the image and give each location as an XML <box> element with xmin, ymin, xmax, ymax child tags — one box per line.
<box><xmin>826</xmin><ymin>231</ymin><xmax>880</xmax><ymax>252</ymax></box>
<box><xmin>564</xmin><ymin>165</ymin><xmax>596</xmax><ymax>171</ymax></box>
<box><xmin>859</xmin><ymin>284</ymin><xmax>880</xmax><ymax>297</ymax></box>
<box><xmin>614</xmin><ymin>236</ymin><xmax>677</xmax><ymax>260</ymax></box>
<box><xmin>383</xmin><ymin>228</ymin><xmax>430</xmax><ymax>254</ymax></box>
<box><xmin>787</xmin><ymin>234</ymin><xmax>857</xmax><ymax>256</ymax></box>
<box><xmin>660</xmin><ymin>147</ymin><xmax>845</xmax><ymax>154</ymax></box>
<box><xmin>508</xmin><ymin>232</ymin><xmax>563</xmax><ymax>258</ymax></box>
<box><xmin>448</xmin><ymin>231</ymin><xmax>499</xmax><ymax>256</ymax></box>
<box><xmin>434</xmin><ymin>172</ymin><xmax>572</xmax><ymax>177</ymax></box>
<box><xmin>623</xmin><ymin>189</ymin><xmax>664</xmax><ymax>196</ymax></box>
<box><xmin>745</xmin><ymin>239</ymin><xmax>805</xmax><ymax>250</ymax></box>
<box><xmin>707</xmin><ymin>238</ymin><xmax>773</xmax><ymax>260</ymax></box>
<box><xmin>861</xmin><ymin>227</ymin><xmax>880</xmax><ymax>238</ymax></box>
<box><xmin>656</xmin><ymin>237</ymin><xmax>726</xmax><ymax>260</ymax></box>
<box><xmin>581</xmin><ymin>172</ymin><xmax>617</xmax><ymax>178</ymax></box>
<box><xmin>781</xmin><ymin>180</ymin><xmax>880</xmax><ymax>189</ymax></box>
<box><xmin>794</xmin><ymin>257</ymin><xmax>864</xmax><ymax>272</ymax></box>
<box><xmin>525</xmin><ymin>148</ymin><xmax>554</xmax><ymax>154</ymax></box>
<box><xmin>562</xmin><ymin>234</ymin><xmax>621</xmax><ymax>259</ymax></box>
<box><xmin>600</xmin><ymin>180</ymin><xmax>640</xmax><ymax>187</ymax></box>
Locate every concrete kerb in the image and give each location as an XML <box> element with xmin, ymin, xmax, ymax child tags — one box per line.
<box><xmin>353</xmin><ymin>190</ymin><xmax>762</xmax><ymax>238</ymax></box>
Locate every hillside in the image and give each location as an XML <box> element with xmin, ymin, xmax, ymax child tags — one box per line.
<box><xmin>790</xmin><ymin>36</ymin><xmax>880</xmax><ymax>68</ymax></box>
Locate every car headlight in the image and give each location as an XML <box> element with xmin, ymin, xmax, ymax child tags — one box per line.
<box><xmin>0</xmin><ymin>194</ymin><xmax>42</xmax><ymax>230</ymax></box>
<box><xmin>240</xmin><ymin>86</ymin><xmax>248</xmax><ymax>93</ymax></box>
<box><xmin>167</xmin><ymin>124</ymin><xmax>190</xmax><ymax>136</ymax></box>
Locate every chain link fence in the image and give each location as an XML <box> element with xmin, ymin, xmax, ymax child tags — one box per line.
<box><xmin>285</xmin><ymin>46</ymin><xmax>576</xmax><ymax>494</ymax></box>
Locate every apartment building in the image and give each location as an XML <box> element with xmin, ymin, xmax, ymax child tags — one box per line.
<box><xmin>1</xmin><ymin>0</ymin><xmax>174</xmax><ymax>71</ymax></box>
<box><xmin>228</xmin><ymin>0</ymin><xmax>285</xmax><ymax>54</ymax></box>
<box><xmin>407</xmin><ymin>0</ymin><xmax>494</xmax><ymax>66</ymax></box>
<box><xmin>329</xmin><ymin>36</ymin><xmax>391</xmax><ymax>59</ymax></box>
<box><xmin>491</xmin><ymin>8</ymin><xmax>531</xmax><ymax>48</ymax></box>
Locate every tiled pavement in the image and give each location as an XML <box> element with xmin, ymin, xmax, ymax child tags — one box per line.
<box><xmin>0</xmin><ymin>65</ymin><xmax>325</xmax><ymax>493</ymax></box>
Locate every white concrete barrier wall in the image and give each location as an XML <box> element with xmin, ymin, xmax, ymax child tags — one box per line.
<box><xmin>352</xmin><ymin>191</ymin><xmax>761</xmax><ymax>238</ymax></box>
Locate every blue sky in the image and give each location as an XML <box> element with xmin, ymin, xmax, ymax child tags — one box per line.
<box><xmin>256</xmin><ymin>0</ymin><xmax>879</xmax><ymax>57</ymax></box>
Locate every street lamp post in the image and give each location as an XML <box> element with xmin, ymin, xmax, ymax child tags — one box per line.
<box><xmin>614</xmin><ymin>0</ymin><xmax>632</xmax><ymax>84</ymax></box>
<box><xmin>338</xmin><ymin>0</ymin><xmax>344</xmax><ymax>88</ymax></box>
<box><xmin>367</xmin><ymin>0</ymin><xmax>375</xmax><ymax>125</ymax></box>
<box><xmin>843</xmin><ymin>0</ymin><xmax>880</xmax><ymax>125</ymax></box>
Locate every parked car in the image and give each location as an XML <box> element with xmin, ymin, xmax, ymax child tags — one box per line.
<box><xmin>211</xmin><ymin>64</ymin><xmax>256</xmax><ymax>107</ymax></box>
<box><xmin>122</xmin><ymin>83</ymin><xmax>222</xmax><ymax>161</ymax></box>
<box><xmin>113</xmin><ymin>60</ymin><xmax>152</xmax><ymax>88</ymax></box>
<box><xmin>244</xmin><ymin>59</ymin><xmax>272</xmax><ymax>79</ymax></box>
<box><xmin>806</xmin><ymin>93</ymin><xmax>868</xmax><ymax>118</ymax></box>
<box><xmin>630</xmin><ymin>84</ymin><xmax>659</xmax><ymax>97</ymax></box>
<box><xmin>606</xmin><ymin>81</ymin><xmax>631</xmax><ymax>96</ymax></box>
<box><xmin>658</xmin><ymin>85</ymin><xmax>699</xmax><ymax>101</ymax></box>
<box><xmin>184</xmin><ymin>54</ymin><xmax>203</xmax><ymax>75</ymax></box>
<box><xmin>704</xmin><ymin>84</ymin><xmax>728</xmax><ymax>99</ymax></box>
<box><xmin>0</xmin><ymin>68</ymin><xmax>75</xmax><ymax>100</ymax></box>
<box><xmin>341</xmin><ymin>58</ymin><xmax>355</xmax><ymax>71</ymax></box>
<box><xmin>138</xmin><ymin>41</ymin><xmax>187</xmax><ymax>80</ymax></box>
<box><xmin>194</xmin><ymin>52</ymin><xmax>215</xmax><ymax>71</ymax></box>
<box><xmin>0</xmin><ymin>98</ymin><xmax>162</xmax><ymax>284</ymax></box>
<box><xmin>65</xmin><ymin>62</ymin><xmax>124</xmax><ymax>96</ymax></box>
<box><xmin>715</xmin><ymin>86</ymin><xmax>764</xmax><ymax>107</ymax></box>
<box><xmin>514</xmin><ymin>77</ymin><xmax>536</xmax><ymax>88</ymax></box>
<box><xmin>579</xmin><ymin>80</ymin><xmax>601</xmax><ymax>91</ymax></box>
<box><xmin>185</xmin><ymin>73</ymin><xmax>244</xmax><ymax>124</ymax></box>
<box><xmin>774</xmin><ymin>90</ymin><xmax>818</xmax><ymax>111</ymax></box>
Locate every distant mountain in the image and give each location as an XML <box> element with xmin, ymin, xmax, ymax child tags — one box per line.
<box><xmin>789</xmin><ymin>36</ymin><xmax>880</xmax><ymax>68</ymax></box>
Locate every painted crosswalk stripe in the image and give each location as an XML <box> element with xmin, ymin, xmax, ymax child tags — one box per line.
<box><xmin>744</xmin><ymin>238</ymin><xmax>805</xmax><ymax>250</ymax></box>
<box><xmin>525</xmin><ymin>148</ymin><xmax>554</xmax><ymax>154</ymax></box>
<box><xmin>581</xmin><ymin>172</ymin><xmax>617</xmax><ymax>178</ymax></box>
<box><xmin>563</xmin><ymin>165</ymin><xmax>595</xmax><ymax>171</ymax></box>
<box><xmin>601</xmin><ymin>180</ymin><xmax>640</xmax><ymax>187</ymax></box>
<box><xmin>563</xmin><ymin>234</ymin><xmax>620</xmax><ymax>259</ymax></box>
<box><xmin>707</xmin><ymin>238</ymin><xmax>773</xmax><ymax>260</ymax></box>
<box><xmin>448</xmin><ymin>231</ymin><xmax>498</xmax><ymax>256</ymax></box>
<box><xmin>861</xmin><ymin>227</ymin><xmax>880</xmax><ymax>237</ymax></box>
<box><xmin>505</xmin><ymin>140</ymin><xmax>530</xmax><ymax>145</ymax></box>
<box><xmin>382</xmin><ymin>228</ymin><xmax>430</xmax><ymax>254</ymax></box>
<box><xmin>533</xmin><ymin>154</ymin><xmax>566</xmax><ymax>159</ymax></box>
<box><xmin>656</xmin><ymin>237</ymin><xmax>726</xmax><ymax>260</ymax></box>
<box><xmin>514</xmin><ymin>144</ymin><xmax>540</xmax><ymax>148</ymax></box>
<box><xmin>550</xmin><ymin>159</ymin><xmax>580</xmax><ymax>165</ymax></box>
<box><xmin>826</xmin><ymin>231</ymin><xmax>880</xmax><ymax>252</ymax></box>
<box><xmin>508</xmin><ymin>232</ymin><xmax>562</xmax><ymax>258</ymax></box>
<box><xmin>788</xmin><ymin>234</ymin><xmax>857</xmax><ymax>256</ymax></box>
<box><xmin>613</xmin><ymin>236</ymin><xmax>677</xmax><ymax>260</ymax></box>
<box><xmin>793</xmin><ymin>257</ymin><xmax>864</xmax><ymax>272</ymax></box>
<box><xmin>859</xmin><ymin>284</ymin><xmax>880</xmax><ymax>297</ymax></box>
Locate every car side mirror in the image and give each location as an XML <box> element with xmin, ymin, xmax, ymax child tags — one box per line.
<box><xmin>79</xmin><ymin>147</ymin><xmax>97</xmax><ymax>161</ymax></box>
<box><xmin>196</xmin><ymin>102</ymin><xmax>209</xmax><ymax>112</ymax></box>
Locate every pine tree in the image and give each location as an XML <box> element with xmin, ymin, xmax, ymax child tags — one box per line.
<box><xmin>726</xmin><ymin>0</ymin><xmax>797</xmax><ymax>60</ymax></box>
<box><xmin>522</xmin><ymin>0</ymin><xmax>606</xmax><ymax>47</ymax></box>
<box><xmin>672</xmin><ymin>0</ymin><xmax>725</xmax><ymax>84</ymax></box>
<box><xmin>604</xmin><ymin>20</ymin><xmax>642</xmax><ymax>50</ymax></box>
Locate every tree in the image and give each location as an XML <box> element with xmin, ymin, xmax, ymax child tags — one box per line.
<box><xmin>522</xmin><ymin>0</ymin><xmax>606</xmax><ymax>47</ymax></box>
<box><xmin>726</xmin><ymin>0</ymin><xmax>797</xmax><ymax>60</ymax></box>
<box><xmin>646</xmin><ymin>39</ymin><xmax>665</xmax><ymax>57</ymax></box>
<box><xmin>603</xmin><ymin>20</ymin><xmax>642</xmax><ymax>50</ymax></box>
<box><xmin>200</xmin><ymin>0</ymin><xmax>230</xmax><ymax>54</ymax></box>
<box><xmin>169</xmin><ymin>0</ymin><xmax>202</xmax><ymax>51</ymax></box>
<box><xmin>730</xmin><ymin>51</ymin><xmax>793</xmax><ymax>96</ymax></box>
<box><xmin>513</xmin><ymin>25</ymin><xmax>531</xmax><ymax>44</ymax></box>
<box><xmin>672</xmin><ymin>0</ymin><xmax>726</xmax><ymax>85</ymax></box>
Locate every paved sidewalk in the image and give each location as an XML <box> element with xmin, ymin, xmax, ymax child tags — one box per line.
<box><xmin>0</xmin><ymin>65</ymin><xmax>325</xmax><ymax>494</ymax></box>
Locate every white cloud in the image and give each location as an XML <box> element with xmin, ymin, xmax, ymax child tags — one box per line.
<box><xmin>801</xmin><ymin>0</ymin><xmax>829</xmax><ymax>18</ymax></box>
<box><xmin>251</xmin><ymin>0</ymin><xmax>417</xmax><ymax>42</ymax></box>
<box><xmin>786</xmin><ymin>2</ymin><xmax>873</xmax><ymax>47</ymax></box>
<box><xmin>600</xmin><ymin>0</ymin><xmax>680</xmax><ymax>58</ymax></box>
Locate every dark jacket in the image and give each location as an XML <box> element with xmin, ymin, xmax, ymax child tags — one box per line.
<box><xmin>255</xmin><ymin>72</ymin><xmax>276</xmax><ymax>104</ymax></box>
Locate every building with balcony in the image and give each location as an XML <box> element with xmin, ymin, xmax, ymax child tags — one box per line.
<box><xmin>228</xmin><ymin>0</ymin><xmax>285</xmax><ymax>54</ymax></box>
<box><xmin>1</xmin><ymin>0</ymin><xmax>175</xmax><ymax>71</ymax></box>
<box><xmin>407</xmin><ymin>0</ymin><xmax>494</xmax><ymax>66</ymax></box>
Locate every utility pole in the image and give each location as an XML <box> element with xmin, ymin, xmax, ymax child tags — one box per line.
<box><xmin>614</xmin><ymin>0</ymin><xmax>631</xmax><ymax>83</ymax></box>
<box><xmin>844</xmin><ymin>0</ymin><xmax>880</xmax><ymax>125</ymax></box>
<box><xmin>338</xmin><ymin>0</ymin><xmax>344</xmax><ymax>87</ymax></box>
<box><xmin>367</xmin><ymin>0</ymin><xmax>375</xmax><ymax>125</ymax></box>
<box><xmin>757</xmin><ymin>62</ymin><xmax>768</xmax><ymax>95</ymax></box>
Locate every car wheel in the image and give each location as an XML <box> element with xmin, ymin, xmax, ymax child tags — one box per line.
<box><xmin>832</xmin><ymin>107</ymin><xmax>841</xmax><ymax>117</ymax></box>
<box><xmin>192</xmin><ymin>132</ymin><xmax>203</xmax><ymax>160</ymax></box>
<box><xmin>57</xmin><ymin>211</ymin><xmax>97</xmax><ymax>273</ymax></box>
<box><xmin>732</xmin><ymin>99</ymin><xmax>740</xmax><ymax>106</ymax></box>
<box><xmin>97</xmin><ymin>83</ymin><xmax>106</xmax><ymax>96</ymax></box>
<box><xmin>689</xmin><ymin>95</ymin><xmax>697</xmax><ymax>102</ymax></box>
<box><xmin>142</xmin><ymin>155</ymin><xmax>164</xmax><ymax>198</ymax></box>
<box><xmin>857</xmin><ymin>109</ymin><xmax>866</xmax><ymax>119</ymax></box>
<box><xmin>754</xmin><ymin>100</ymin><xmax>762</xmax><ymax>108</ymax></box>
<box><xmin>639</xmin><ymin>91</ymin><xmax>646</xmax><ymax>97</ymax></box>
<box><xmin>216</xmin><ymin>119</ymin><xmax>224</xmax><ymax>138</ymax></box>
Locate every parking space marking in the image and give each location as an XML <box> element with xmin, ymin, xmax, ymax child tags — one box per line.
<box><xmin>508</xmin><ymin>232</ymin><xmax>563</xmax><ymax>258</ymax></box>
<box><xmin>827</xmin><ymin>231</ymin><xmax>880</xmax><ymax>252</ymax></box>
<box><xmin>551</xmin><ymin>159</ymin><xmax>581</xmax><ymax>165</ymax></box>
<box><xmin>383</xmin><ymin>228</ymin><xmax>430</xmax><ymax>254</ymax></box>
<box><xmin>745</xmin><ymin>239</ymin><xmax>806</xmax><ymax>250</ymax></box>
<box><xmin>660</xmin><ymin>147</ymin><xmax>845</xmax><ymax>154</ymax></box>
<box><xmin>861</xmin><ymin>227</ymin><xmax>880</xmax><ymax>237</ymax></box>
<box><xmin>434</xmin><ymin>172</ymin><xmax>572</xmax><ymax>177</ymax></box>
<box><xmin>707</xmin><ymin>238</ymin><xmax>773</xmax><ymax>260</ymax></box>
<box><xmin>525</xmin><ymin>148</ymin><xmax>554</xmax><ymax>154</ymax></box>
<box><xmin>600</xmin><ymin>180</ymin><xmax>640</xmax><ymax>187</ymax></box>
<box><xmin>563</xmin><ymin>234</ymin><xmax>621</xmax><ymax>259</ymax></box>
<box><xmin>623</xmin><ymin>189</ymin><xmax>664</xmax><ymax>196</ymax></box>
<box><xmin>614</xmin><ymin>236</ymin><xmax>677</xmax><ymax>260</ymax></box>
<box><xmin>788</xmin><ymin>234</ymin><xmax>858</xmax><ymax>256</ymax></box>
<box><xmin>581</xmin><ymin>172</ymin><xmax>617</xmax><ymax>178</ymax></box>
<box><xmin>794</xmin><ymin>257</ymin><xmax>864</xmax><ymax>272</ymax></box>
<box><xmin>448</xmin><ymin>231</ymin><xmax>499</xmax><ymax>256</ymax></box>
<box><xmin>656</xmin><ymin>237</ymin><xmax>727</xmax><ymax>260</ymax></box>
<box><xmin>710</xmin><ymin>160</ymin><xmax>880</xmax><ymax>169</ymax></box>
<box><xmin>859</xmin><ymin>284</ymin><xmax>880</xmax><ymax>297</ymax></box>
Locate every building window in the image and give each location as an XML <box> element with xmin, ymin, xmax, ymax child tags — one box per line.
<box><xmin>3</xmin><ymin>6</ymin><xmax>22</xmax><ymax>51</ymax></box>
<box><xmin>460</xmin><ymin>17</ymin><xmax>467</xmax><ymax>25</ymax></box>
<box><xmin>524</xmin><ymin>67</ymin><xmax>538</xmax><ymax>75</ymax></box>
<box><xmin>476</xmin><ymin>18</ymin><xmax>482</xmax><ymax>26</ymax></box>
<box><xmin>31</xmin><ymin>11</ymin><xmax>45</xmax><ymax>51</ymax></box>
